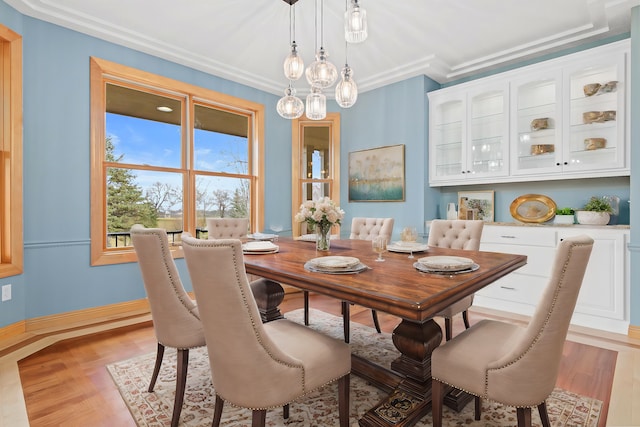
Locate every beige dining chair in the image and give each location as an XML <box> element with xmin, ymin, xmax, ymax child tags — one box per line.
<box><xmin>130</xmin><ymin>224</ymin><xmax>206</xmax><ymax>427</ymax></box>
<box><xmin>206</xmin><ymin>217</ymin><xmax>249</xmax><ymax>239</ymax></box>
<box><xmin>180</xmin><ymin>235</ymin><xmax>351</xmax><ymax>427</ymax></box>
<box><xmin>431</xmin><ymin>234</ymin><xmax>594</xmax><ymax>427</ymax></box>
<box><xmin>427</xmin><ymin>219</ymin><xmax>484</xmax><ymax>340</ymax></box>
<box><xmin>305</xmin><ymin>217</ymin><xmax>394</xmax><ymax>342</ymax></box>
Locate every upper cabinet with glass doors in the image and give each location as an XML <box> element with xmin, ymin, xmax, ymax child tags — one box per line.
<box><xmin>428</xmin><ymin>39</ymin><xmax>629</xmax><ymax>186</ymax></box>
<box><xmin>429</xmin><ymin>82</ymin><xmax>509</xmax><ymax>184</ymax></box>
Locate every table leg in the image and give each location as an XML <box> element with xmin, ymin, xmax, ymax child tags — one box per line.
<box><xmin>359</xmin><ymin>318</ymin><xmax>441</xmax><ymax>427</ymax></box>
<box><xmin>249</xmin><ymin>278</ymin><xmax>284</xmax><ymax>323</ymax></box>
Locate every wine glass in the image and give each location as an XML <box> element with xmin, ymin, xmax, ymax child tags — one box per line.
<box><xmin>401</xmin><ymin>227</ymin><xmax>418</xmax><ymax>259</ymax></box>
<box><xmin>372</xmin><ymin>236</ymin><xmax>388</xmax><ymax>262</ymax></box>
<box><xmin>269</xmin><ymin>223</ymin><xmax>283</xmax><ymax>241</ymax></box>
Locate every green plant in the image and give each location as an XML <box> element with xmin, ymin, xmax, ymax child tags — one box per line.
<box><xmin>555</xmin><ymin>207</ymin><xmax>575</xmax><ymax>215</ymax></box>
<box><xmin>581</xmin><ymin>197</ymin><xmax>612</xmax><ymax>213</ymax></box>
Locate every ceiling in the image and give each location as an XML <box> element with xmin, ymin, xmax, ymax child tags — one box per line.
<box><xmin>6</xmin><ymin>0</ymin><xmax>640</xmax><ymax>96</ymax></box>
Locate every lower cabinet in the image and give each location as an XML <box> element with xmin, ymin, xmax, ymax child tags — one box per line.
<box><xmin>475</xmin><ymin>224</ymin><xmax>629</xmax><ymax>334</ymax></box>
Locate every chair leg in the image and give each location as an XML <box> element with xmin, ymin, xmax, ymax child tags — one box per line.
<box><xmin>516</xmin><ymin>407</ymin><xmax>532</xmax><ymax>427</ymax></box>
<box><xmin>171</xmin><ymin>348</ymin><xmax>189</xmax><ymax>427</ymax></box>
<box><xmin>538</xmin><ymin>401</ymin><xmax>551</xmax><ymax>427</ymax></box>
<box><xmin>371</xmin><ymin>309</ymin><xmax>381</xmax><ymax>333</ymax></box>
<box><xmin>474</xmin><ymin>396</ymin><xmax>481</xmax><ymax>420</ymax></box>
<box><xmin>444</xmin><ymin>318</ymin><xmax>452</xmax><ymax>341</ymax></box>
<box><xmin>342</xmin><ymin>301</ymin><xmax>350</xmax><ymax>343</ymax></box>
<box><xmin>252</xmin><ymin>409</ymin><xmax>267</xmax><ymax>427</ymax></box>
<box><xmin>283</xmin><ymin>404</ymin><xmax>289</xmax><ymax>419</ymax></box>
<box><xmin>338</xmin><ymin>374</ymin><xmax>350</xmax><ymax>427</ymax></box>
<box><xmin>148</xmin><ymin>342</ymin><xmax>165</xmax><ymax>392</ymax></box>
<box><xmin>212</xmin><ymin>395</ymin><xmax>224</xmax><ymax>427</ymax></box>
<box><xmin>303</xmin><ymin>291</ymin><xmax>310</xmax><ymax>326</ymax></box>
<box><xmin>431</xmin><ymin>379</ymin><xmax>445</xmax><ymax>427</ymax></box>
<box><xmin>462</xmin><ymin>310</ymin><xmax>471</xmax><ymax>329</ymax></box>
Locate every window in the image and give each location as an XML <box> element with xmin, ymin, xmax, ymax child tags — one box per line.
<box><xmin>291</xmin><ymin>113</ymin><xmax>341</xmax><ymax>237</ymax></box>
<box><xmin>90</xmin><ymin>58</ymin><xmax>264</xmax><ymax>265</ymax></box>
<box><xmin>0</xmin><ymin>24</ymin><xmax>23</xmax><ymax>278</ymax></box>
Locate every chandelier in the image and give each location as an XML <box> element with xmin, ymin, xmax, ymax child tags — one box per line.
<box><xmin>277</xmin><ymin>0</ymin><xmax>368</xmax><ymax>120</ymax></box>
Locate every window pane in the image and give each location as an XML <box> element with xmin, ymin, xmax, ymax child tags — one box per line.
<box><xmin>106</xmin><ymin>167</ymin><xmax>183</xmax><ymax>247</ymax></box>
<box><xmin>303</xmin><ymin>127</ymin><xmax>330</xmax><ymax>179</ymax></box>
<box><xmin>194</xmin><ymin>104</ymin><xmax>248</xmax><ymax>174</ymax></box>
<box><xmin>195</xmin><ymin>175</ymin><xmax>251</xmax><ymax>230</ymax></box>
<box><xmin>106</xmin><ymin>83</ymin><xmax>182</xmax><ymax>168</ymax></box>
<box><xmin>302</xmin><ymin>182</ymin><xmax>330</xmax><ymax>202</ymax></box>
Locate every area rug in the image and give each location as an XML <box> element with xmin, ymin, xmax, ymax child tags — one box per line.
<box><xmin>107</xmin><ymin>308</ymin><xmax>602</xmax><ymax>426</ymax></box>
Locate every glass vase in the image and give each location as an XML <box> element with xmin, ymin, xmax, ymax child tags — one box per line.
<box><xmin>315</xmin><ymin>223</ymin><xmax>331</xmax><ymax>251</ymax></box>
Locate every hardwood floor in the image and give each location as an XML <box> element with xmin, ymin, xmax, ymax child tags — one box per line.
<box><xmin>17</xmin><ymin>292</ymin><xmax>617</xmax><ymax>427</ymax></box>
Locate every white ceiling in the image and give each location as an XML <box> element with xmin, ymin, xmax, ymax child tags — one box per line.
<box><xmin>5</xmin><ymin>0</ymin><xmax>639</xmax><ymax>96</ymax></box>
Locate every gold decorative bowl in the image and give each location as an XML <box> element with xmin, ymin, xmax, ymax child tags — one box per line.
<box><xmin>583</xmin><ymin>111</ymin><xmax>603</xmax><ymax>124</ymax></box>
<box><xmin>583</xmin><ymin>83</ymin><xmax>601</xmax><ymax>97</ymax></box>
<box><xmin>531</xmin><ymin>144</ymin><xmax>555</xmax><ymax>155</ymax></box>
<box><xmin>530</xmin><ymin>118</ymin><xmax>549</xmax><ymax>131</ymax></box>
<box><xmin>584</xmin><ymin>138</ymin><xmax>606</xmax><ymax>150</ymax></box>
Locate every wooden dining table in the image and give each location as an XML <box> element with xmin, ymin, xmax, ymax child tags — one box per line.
<box><xmin>243</xmin><ymin>237</ymin><xmax>526</xmax><ymax>427</ymax></box>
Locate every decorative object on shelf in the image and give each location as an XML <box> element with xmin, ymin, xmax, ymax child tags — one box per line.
<box><xmin>599</xmin><ymin>80</ymin><xmax>618</xmax><ymax>94</ymax></box>
<box><xmin>584</xmin><ymin>137</ymin><xmax>606</xmax><ymax>151</ymax></box>
<box><xmin>446</xmin><ymin>202</ymin><xmax>458</xmax><ymax>220</ymax></box>
<box><xmin>583</xmin><ymin>83</ymin><xmax>601</xmax><ymax>96</ymax></box>
<box><xmin>602</xmin><ymin>110</ymin><xmax>616</xmax><ymax>121</ymax></box>
<box><xmin>530</xmin><ymin>117</ymin><xmax>549</xmax><ymax>131</ymax></box>
<box><xmin>530</xmin><ymin>144</ymin><xmax>555</xmax><ymax>155</ymax></box>
<box><xmin>457</xmin><ymin>190</ymin><xmax>495</xmax><ymax>222</ymax></box>
<box><xmin>603</xmin><ymin>195</ymin><xmax>620</xmax><ymax>225</ymax></box>
<box><xmin>510</xmin><ymin>194</ymin><xmax>557</xmax><ymax>223</ymax></box>
<box><xmin>348</xmin><ymin>144</ymin><xmax>405</xmax><ymax>202</ymax></box>
<box><xmin>277</xmin><ymin>0</ymin><xmax>368</xmax><ymax>120</ymax></box>
<box><xmin>583</xmin><ymin>111</ymin><xmax>604</xmax><ymax>124</ymax></box>
<box><xmin>554</xmin><ymin>207</ymin><xmax>575</xmax><ymax>224</ymax></box>
<box><xmin>575</xmin><ymin>196</ymin><xmax>612</xmax><ymax>225</ymax></box>
<box><xmin>294</xmin><ymin>196</ymin><xmax>345</xmax><ymax>251</ymax></box>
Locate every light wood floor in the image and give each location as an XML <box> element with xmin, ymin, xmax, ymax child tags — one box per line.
<box><xmin>4</xmin><ymin>292</ymin><xmax>640</xmax><ymax>426</ymax></box>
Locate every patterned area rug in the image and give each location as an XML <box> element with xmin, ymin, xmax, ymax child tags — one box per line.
<box><xmin>107</xmin><ymin>308</ymin><xmax>602</xmax><ymax>426</ymax></box>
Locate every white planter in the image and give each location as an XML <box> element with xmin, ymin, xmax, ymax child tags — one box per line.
<box><xmin>554</xmin><ymin>215</ymin><xmax>575</xmax><ymax>225</ymax></box>
<box><xmin>575</xmin><ymin>211</ymin><xmax>610</xmax><ymax>225</ymax></box>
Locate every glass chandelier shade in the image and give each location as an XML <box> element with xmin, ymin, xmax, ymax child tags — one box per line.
<box><xmin>306</xmin><ymin>86</ymin><xmax>327</xmax><ymax>120</ymax></box>
<box><xmin>345</xmin><ymin>0</ymin><xmax>368</xmax><ymax>43</ymax></box>
<box><xmin>305</xmin><ymin>47</ymin><xmax>338</xmax><ymax>89</ymax></box>
<box><xmin>283</xmin><ymin>42</ymin><xmax>304</xmax><ymax>80</ymax></box>
<box><xmin>335</xmin><ymin>65</ymin><xmax>358</xmax><ymax>108</ymax></box>
<box><xmin>277</xmin><ymin>85</ymin><xmax>304</xmax><ymax>119</ymax></box>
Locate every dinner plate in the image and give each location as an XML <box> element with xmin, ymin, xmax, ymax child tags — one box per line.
<box><xmin>243</xmin><ymin>248</ymin><xmax>279</xmax><ymax>255</ymax></box>
<box><xmin>248</xmin><ymin>233</ymin><xmax>278</xmax><ymax>240</ymax></box>
<box><xmin>417</xmin><ymin>255</ymin><xmax>474</xmax><ymax>272</ymax></box>
<box><xmin>414</xmin><ymin>262</ymin><xmax>479</xmax><ymax>275</ymax></box>
<box><xmin>242</xmin><ymin>241</ymin><xmax>279</xmax><ymax>252</ymax></box>
<box><xmin>387</xmin><ymin>242</ymin><xmax>429</xmax><ymax>253</ymax></box>
<box><xmin>304</xmin><ymin>262</ymin><xmax>369</xmax><ymax>274</ymax></box>
<box><xmin>308</xmin><ymin>256</ymin><xmax>360</xmax><ymax>270</ymax></box>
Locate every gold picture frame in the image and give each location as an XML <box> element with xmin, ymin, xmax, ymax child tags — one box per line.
<box><xmin>458</xmin><ymin>190</ymin><xmax>495</xmax><ymax>222</ymax></box>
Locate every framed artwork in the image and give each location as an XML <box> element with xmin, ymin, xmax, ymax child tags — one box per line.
<box><xmin>348</xmin><ymin>144</ymin><xmax>405</xmax><ymax>202</ymax></box>
<box><xmin>458</xmin><ymin>190</ymin><xmax>495</xmax><ymax>222</ymax></box>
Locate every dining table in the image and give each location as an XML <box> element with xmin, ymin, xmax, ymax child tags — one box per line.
<box><xmin>243</xmin><ymin>237</ymin><xmax>527</xmax><ymax>427</ymax></box>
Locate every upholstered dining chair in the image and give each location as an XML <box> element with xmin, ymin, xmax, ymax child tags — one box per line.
<box><xmin>427</xmin><ymin>219</ymin><xmax>484</xmax><ymax>340</ymax></box>
<box><xmin>130</xmin><ymin>224</ymin><xmax>206</xmax><ymax>427</ymax></box>
<box><xmin>206</xmin><ymin>217</ymin><xmax>249</xmax><ymax>239</ymax></box>
<box><xmin>431</xmin><ymin>234</ymin><xmax>594</xmax><ymax>427</ymax></box>
<box><xmin>305</xmin><ymin>217</ymin><xmax>395</xmax><ymax>342</ymax></box>
<box><xmin>180</xmin><ymin>235</ymin><xmax>351</xmax><ymax>427</ymax></box>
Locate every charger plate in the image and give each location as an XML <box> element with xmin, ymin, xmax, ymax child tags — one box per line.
<box><xmin>308</xmin><ymin>256</ymin><xmax>360</xmax><ymax>270</ymax></box>
<box><xmin>417</xmin><ymin>255</ymin><xmax>474</xmax><ymax>272</ymax></box>
<box><xmin>414</xmin><ymin>262</ymin><xmax>479</xmax><ymax>275</ymax></box>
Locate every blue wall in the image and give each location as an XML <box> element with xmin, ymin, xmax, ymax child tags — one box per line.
<box><xmin>0</xmin><ymin>1</ymin><xmax>636</xmax><ymax>329</ymax></box>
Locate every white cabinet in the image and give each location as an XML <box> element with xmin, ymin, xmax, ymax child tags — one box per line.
<box><xmin>475</xmin><ymin>224</ymin><xmax>629</xmax><ymax>334</ymax></box>
<box><xmin>429</xmin><ymin>82</ymin><xmax>509</xmax><ymax>184</ymax></box>
<box><xmin>428</xmin><ymin>39</ymin><xmax>630</xmax><ymax>186</ymax></box>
